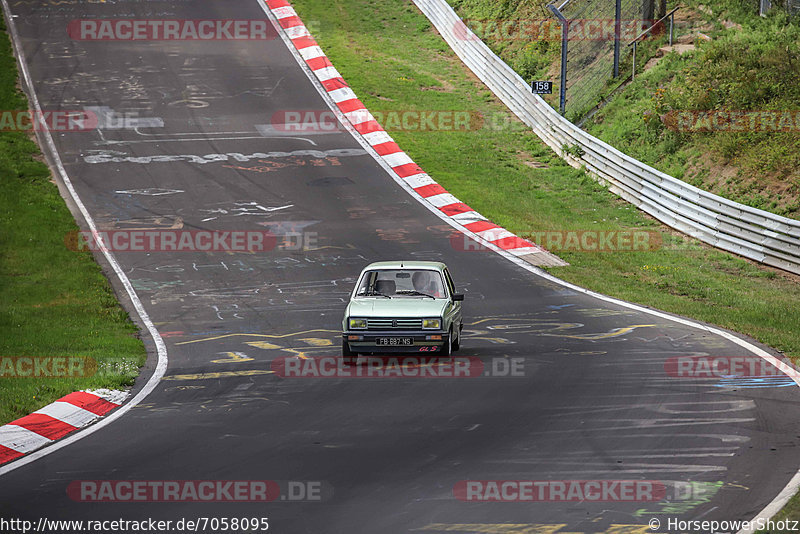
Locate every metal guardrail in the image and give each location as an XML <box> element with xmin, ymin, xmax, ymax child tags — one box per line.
<box><xmin>413</xmin><ymin>0</ymin><xmax>800</xmax><ymax>275</ymax></box>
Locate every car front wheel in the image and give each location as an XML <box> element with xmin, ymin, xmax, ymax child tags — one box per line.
<box><xmin>441</xmin><ymin>328</ymin><xmax>453</xmax><ymax>358</ymax></box>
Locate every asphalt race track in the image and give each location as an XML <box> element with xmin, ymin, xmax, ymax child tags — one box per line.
<box><xmin>1</xmin><ymin>0</ymin><xmax>799</xmax><ymax>532</ymax></box>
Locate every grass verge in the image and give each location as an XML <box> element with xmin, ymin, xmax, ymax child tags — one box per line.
<box><xmin>0</xmin><ymin>15</ymin><xmax>146</xmax><ymax>425</ymax></box>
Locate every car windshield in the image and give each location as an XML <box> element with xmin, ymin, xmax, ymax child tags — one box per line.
<box><xmin>355</xmin><ymin>269</ymin><xmax>446</xmax><ymax>298</ymax></box>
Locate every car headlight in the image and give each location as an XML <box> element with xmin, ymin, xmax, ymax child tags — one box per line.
<box><xmin>422</xmin><ymin>318</ymin><xmax>441</xmax><ymax>330</ymax></box>
<box><xmin>349</xmin><ymin>318</ymin><xmax>367</xmax><ymax>329</ymax></box>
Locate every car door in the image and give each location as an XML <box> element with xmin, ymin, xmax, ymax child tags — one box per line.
<box><xmin>443</xmin><ymin>268</ymin><xmax>462</xmax><ymax>332</ymax></box>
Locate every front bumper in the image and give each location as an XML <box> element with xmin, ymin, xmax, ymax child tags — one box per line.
<box><xmin>343</xmin><ymin>330</ymin><xmax>449</xmax><ymax>353</ymax></box>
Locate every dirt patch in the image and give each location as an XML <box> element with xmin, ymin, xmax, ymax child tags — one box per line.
<box><xmin>643</xmin><ymin>43</ymin><xmax>696</xmax><ymax>70</ymax></box>
<box><xmin>419</xmin><ymin>73</ymin><xmax>455</xmax><ymax>92</ymax></box>
<box><xmin>516</xmin><ymin>150</ymin><xmax>550</xmax><ymax>169</ymax></box>
<box><xmin>695</xmin><ymin>4</ymin><xmax>743</xmax><ymax>30</ymax></box>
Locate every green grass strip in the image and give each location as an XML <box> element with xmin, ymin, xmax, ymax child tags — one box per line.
<box><xmin>0</xmin><ymin>14</ymin><xmax>145</xmax><ymax>426</ymax></box>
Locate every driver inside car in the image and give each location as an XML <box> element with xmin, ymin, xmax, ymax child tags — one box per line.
<box><xmin>412</xmin><ymin>271</ymin><xmax>443</xmax><ymax>298</ymax></box>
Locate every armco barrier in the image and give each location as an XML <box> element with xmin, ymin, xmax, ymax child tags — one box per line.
<box><xmin>413</xmin><ymin>0</ymin><xmax>800</xmax><ymax>275</ymax></box>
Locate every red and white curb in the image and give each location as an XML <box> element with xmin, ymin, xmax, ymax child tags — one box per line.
<box><xmin>264</xmin><ymin>0</ymin><xmax>567</xmax><ymax>268</ymax></box>
<box><xmin>0</xmin><ymin>389</ymin><xmax>128</xmax><ymax>465</ymax></box>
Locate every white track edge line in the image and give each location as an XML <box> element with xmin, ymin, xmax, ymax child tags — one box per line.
<box><xmin>259</xmin><ymin>2</ymin><xmax>800</xmax><ymax>529</ymax></box>
<box><xmin>0</xmin><ymin>0</ymin><xmax>168</xmax><ymax>477</ymax></box>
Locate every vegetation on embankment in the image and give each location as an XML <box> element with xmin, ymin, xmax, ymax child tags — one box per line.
<box><xmin>451</xmin><ymin>0</ymin><xmax>800</xmax><ymax>218</ymax></box>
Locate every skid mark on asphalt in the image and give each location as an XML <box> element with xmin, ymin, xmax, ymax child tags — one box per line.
<box><xmin>211</xmin><ymin>351</ymin><xmax>254</xmax><ymax>364</ymax></box>
<box><xmin>161</xmin><ymin>370</ymin><xmax>275</xmax><ymax>381</ymax></box>
<box><xmin>115</xmin><ymin>188</ymin><xmax>184</xmax><ymax>196</ymax></box>
<box><xmin>98</xmin><ymin>216</ymin><xmax>183</xmax><ymax>230</ymax></box>
<box><xmin>574</xmin><ymin>308</ymin><xmax>638</xmax><ymax>318</ymax></box>
<box><xmin>536</xmin><ymin>400</ymin><xmax>756</xmax><ymax>417</ymax></box>
<box><xmin>224</xmin><ymin>155</ymin><xmax>342</xmax><ymax>173</ymax></box>
<box><xmin>544</xmin><ymin>325</ymin><xmax>657</xmax><ymax>341</ymax></box>
<box><xmin>83</xmin><ymin>148</ymin><xmax>367</xmax><ymax>165</ymax></box>
<box><xmin>127</xmin><ymin>253</ymin><xmax>370</xmax><ymax>274</ymax></box>
<box><xmin>175</xmin><ymin>329</ymin><xmax>339</xmax><ymax>345</ymax></box>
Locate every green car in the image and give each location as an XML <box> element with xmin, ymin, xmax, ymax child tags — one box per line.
<box><xmin>341</xmin><ymin>261</ymin><xmax>464</xmax><ymax>365</ymax></box>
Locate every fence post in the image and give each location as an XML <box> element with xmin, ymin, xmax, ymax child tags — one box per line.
<box><xmin>669</xmin><ymin>11</ymin><xmax>674</xmax><ymax>45</ymax></box>
<box><xmin>613</xmin><ymin>0</ymin><xmax>621</xmax><ymax>77</ymax></box>
<box><xmin>548</xmin><ymin>4</ymin><xmax>569</xmax><ymax>115</ymax></box>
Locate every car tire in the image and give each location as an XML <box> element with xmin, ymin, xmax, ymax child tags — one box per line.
<box><xmin>441</xmin><ymin>328</ymin><xmax>453</xmax><ymax>358</ymax></box>
<box><xmin>342</xmin><ymin>340</ymin><xmax>358</xmax><ymax>366</ymax></box>
<box><xmin>452</xmin><ymin>327</ymin><xmax>461</xmax><ymax>352</ymax></box>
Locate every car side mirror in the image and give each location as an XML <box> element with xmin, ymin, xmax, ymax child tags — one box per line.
<box><xmin>453</xmin><ymin>293</ymin><xmax>464</xmax><ymax>301</ymax></box>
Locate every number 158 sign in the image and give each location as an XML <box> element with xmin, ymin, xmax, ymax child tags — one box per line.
<box><xmin>531</xmin><ymin>81</ymin><xmax>553</xmax><ymax>94</ymax></box>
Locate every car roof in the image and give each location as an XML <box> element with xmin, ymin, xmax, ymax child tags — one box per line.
<box><xmin>362</xmin><ymin>261</ymin><xmax>447</xmax><ymax>271</ymax></box>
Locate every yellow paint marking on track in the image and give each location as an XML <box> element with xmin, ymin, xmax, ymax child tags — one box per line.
<box><xmin>162</xmin><ymin>370</ymin><xmax>275</xmax><ymax>381</ymax></box>
<box><xmin>467</xmin><ymin>317</ymin><xmax>538</xmax><ymax>326</ymax></box>
<box><xmin>175</xmin><ymin>330</ymin><xmax>339</xmax><ymax>345</ymax></box>
<box><xmin>279</xmin><ymin>348</ymin><xmax>311</xmax><ymax>360</ymax></box>
<box><xmin>724</xmin><ymin>482</ymin><xmax>749</xmax><ymax>490</ymax></box>
<box><xmin>300</xmin><ymin>338</ymin><xmax>334</xmax><ymax>347</ymax></box>
<box><xmin>246</xmin><ymin>341</ymin><xmax>283</xmax><ymax>350</ymax></box>
<box><xmin>211</xmin><ymin>351</ymin><xmax>254</xmax><ymax>364</ymax></box>
<box><xmin>550</xmin><ymin>324</ymin><xmax>656</xmax><ymax>340</ymax></box>
<box><xmin>605</xmin><ymin>526</ymin><xmax>653</xmax><ymax>534</ymax></box>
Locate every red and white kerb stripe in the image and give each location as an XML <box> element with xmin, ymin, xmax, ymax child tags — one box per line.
<box><xmin>0</xmin><ymin>389</ymin><xmax>127</xmax><ymax>464</ymax></box>
<box><xmin>265</xmin><ymin>0</ymin><xmax>566</xmax><ymax>265</ymax></box>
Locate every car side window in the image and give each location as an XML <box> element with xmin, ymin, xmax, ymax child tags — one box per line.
<box><xmin>355</xmin><ymin>271</ymin><xmax>377</xmax><ymax>296</ymax></box>
<box><xmin>443</xmin><ymin>268</ymin><xmax>456</xmax><ymax>296</ymax></box>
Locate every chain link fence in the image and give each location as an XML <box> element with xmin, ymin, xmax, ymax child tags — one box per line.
<box><xmin>761</xmin><ymin>0</ymin><xmax>800</xmax><ymax>16</ymax></box>
<box><xmin>548</xmin><ymin>0</ymin><xmax>663</xmax><ymax>121</ymax></box>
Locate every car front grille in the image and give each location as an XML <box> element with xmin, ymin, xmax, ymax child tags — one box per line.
<box><xmin>367</xmin><ymin>318</ymin><xmax>423</xmax><ymax>330</ymax></box>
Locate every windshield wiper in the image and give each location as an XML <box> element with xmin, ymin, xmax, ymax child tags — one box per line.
<box><xmin>363</xmin><ymin>292</ymin><xmax>392</xmax><ymax>299</ymax></box>
<box><xmin>397</xmin><ymin>290</ymin><xmax>435</xmax><ymax>299</ymax></box>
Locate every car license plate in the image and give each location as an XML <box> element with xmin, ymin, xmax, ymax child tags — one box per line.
<box><xmin>376</xmin><ymin>337</ymin><xmax>413</xmax><ymax>346</ymax></box>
